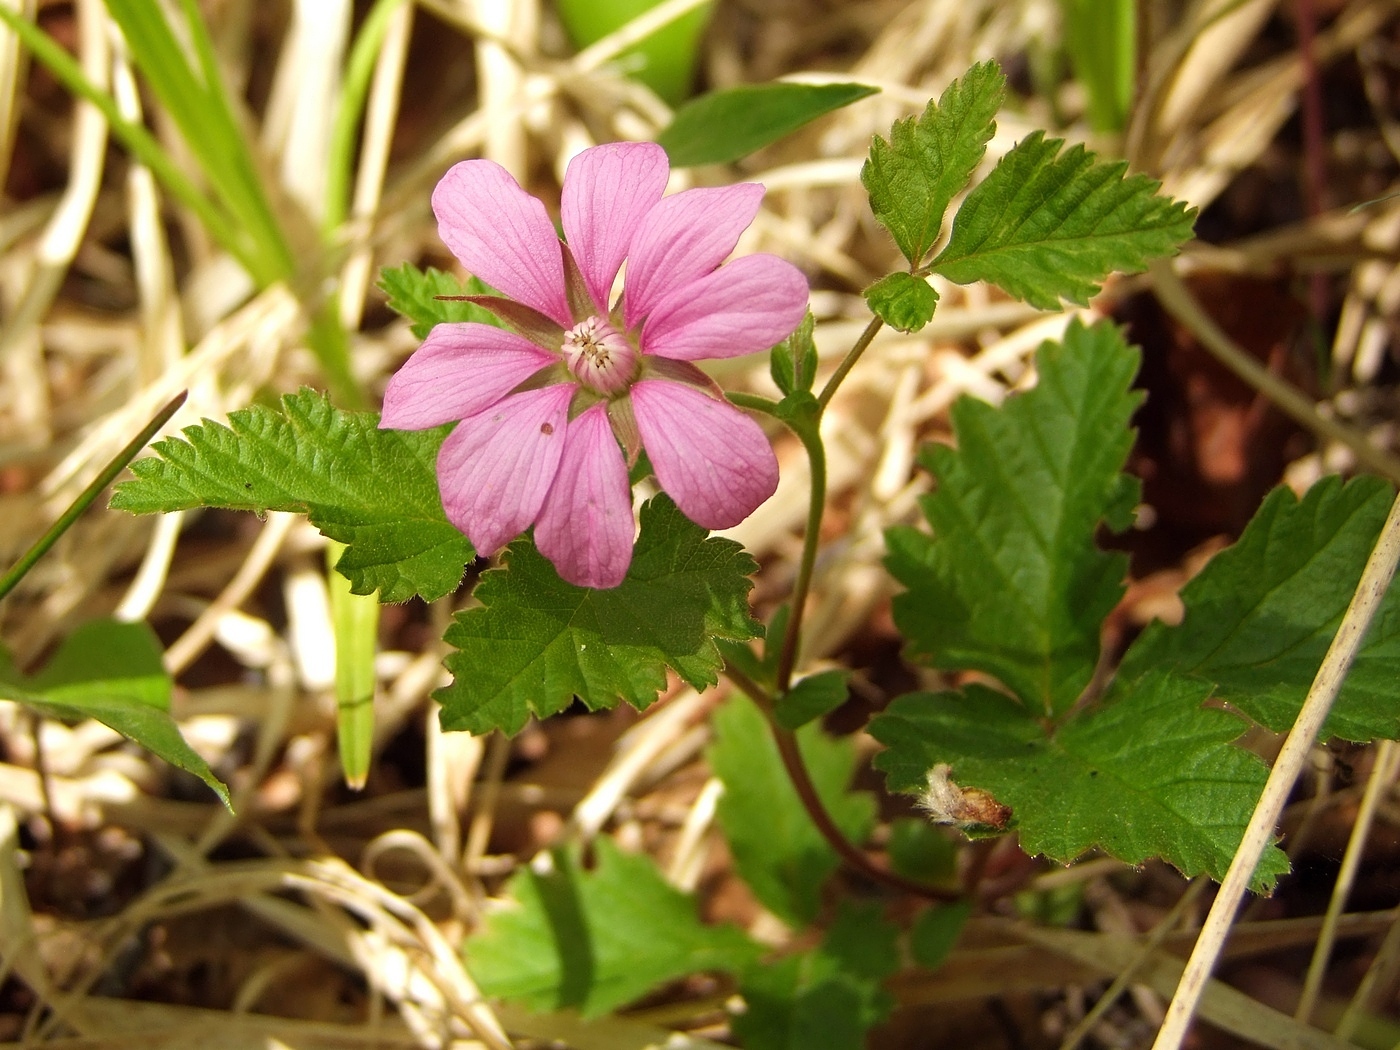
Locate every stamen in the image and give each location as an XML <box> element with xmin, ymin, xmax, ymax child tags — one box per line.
<box><xmin>562</xmin><ymin>316</ymin><xmax>638</xmax><ymax>395</ymax></box>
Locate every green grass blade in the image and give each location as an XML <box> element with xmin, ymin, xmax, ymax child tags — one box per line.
<box><xmin>327</xmin><ymin>540</ymin><xmax>379</xmax><ymax>790</ymax></box>
<box><xmin>0</xmin><ymin>393</ymin><xmax>187</xmax><ymax>603</ymax></box>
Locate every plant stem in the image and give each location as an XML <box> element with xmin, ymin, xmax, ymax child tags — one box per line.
<box><xmin>0</xmin><ymin>392</ymin><xmax>187</xmax><ymax>604</ymax></box>
<box><xmin>816</xmin><ymin>315</ymin><xmax>883</xmax><ymax>411</ymax></box>
<box><xmin>724</xmin><ymin>661</ymin><xmax>955</xmax><ymax>902</ymax></box>
<box><xmin>775</xmin><ymin>420</ymin><xmax>824</xmax><ymax>692</ymax></box>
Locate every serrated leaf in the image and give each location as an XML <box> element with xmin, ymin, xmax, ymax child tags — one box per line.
<box><xmin>111</xmin><ymin>389</ymin><xmax>472</xmax><ymax>603</ymax></box>
<box><xmin>932</xmin><ymin>131</ymin><xmax>1196</xmax><ymax>308</ymax></box>
<box><xmin>865</xmin><ymin>272</ymin><xmax>939</xmax><ymax>332</ymax></box>
<box><xmin>862</xmin><ymin>61</ymin><xmax>1005</xmax><ymax>266</ymax></box>
<box><xmin>0</xmin><ymin>620</ymin><xmax>229</xmax><ymax>807</ymax></box>
<box><xmin>870</xmin><ymin>674</ymin><xmax>1288</xmax><ymax>889</ymax></box>
<box><xmin>887</xmin><ymin>320</ymin><xmax>1141</xmax><ymax>715</ymax></box>
<box><xmin>771</xmin><ymin>312</ymin><xmax>818</xmax><ymax>397</ymax></box>
<box><xmin>437</xmin><ymin>495</ymin><xmax>760</xmax><ymax>735</ymax></box>
<box><xmin>733</xmin><ymin>901</ymin><xmax>898</xmax><ymax>1050</ymax></box>
<box><xmin>709</xmin><ymin>695</ymin><xmax>875</xmax><ymax>925</ymax></box>
<box><xmin>910</xmin><ymin>901</ymin><xmax>970</xmax><ymax>969</ymax></box>
<box><xmin>1122</xmin><ymin>475</ymin><xmax>1400</xmax><ymax>742</ymax></box>
<box><xmin>377</xmin><ymin>263</ymin><xmax>502</xmax><ymax>340</ymax></box>
<box><xmin>467</xmin><ymin>838</ymin><xmax>760</xmax><ymax>1017</ymax></box>
<box><xmin>774</xmin><ymin>669</ymin><xmax>849</xmax><ymax>730</ymax></box>
<box><xmin>658</xmin><ymin>81</ymin><xmax>879</xmax><ymax>167</ymax></box>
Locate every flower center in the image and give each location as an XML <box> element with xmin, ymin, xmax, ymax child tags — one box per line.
<box><xmin>562</xmin><ymin>316</ymin><xmax>637</xmax><ymax>396</ymax></box>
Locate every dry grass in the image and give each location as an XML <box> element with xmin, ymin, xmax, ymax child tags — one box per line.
<box><xmin>2</xmin><ymin>0</ymin><xmax>1400</xmax><ymax>1047</ymax></box>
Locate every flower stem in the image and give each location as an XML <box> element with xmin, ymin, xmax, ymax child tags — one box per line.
<box><xmin>816</xmin><ymin>315</ymin><xmax>884</xmax><ymax>412</ymax></box>
<box><xmin>775</xmin><ymin>420</ymin><xmax>824</xmax><ymax>693</ymax></box>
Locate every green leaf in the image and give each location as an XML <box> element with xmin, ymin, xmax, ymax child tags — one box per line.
<box><xmin>932</xmin><ymin>130</ymin><xmax>1196</xmax><ymax>308</ymax></box>
<box><xmin>870</xmin><ymin>674</ymin><xmax>1289</xmax><ymax>889</ymax></box>
<box><xmin>1122</xmin><ymin>475</ymin><xmax>1400</xmax><ymax>742</ymax></box>
<box><xmin>556</xmin><ymin>0</ymin><xmax>712</xmax><ymax>105</ymax></box>
<box><xmin>111</xmin><ymin>389</ymin><xmax>472</xmax><ymax>603</ymax></box>
<box><xmin>437</xmin><ymin>495</ymin><xmax>761</xmax><ymax>735</ymax></box>
<box><xmin>865</xmin><ymin>272</ymin><xmax>939</xmax><ymax>332</ymax></box>
<box><xmin>887</xmin><ymin>818</ymin><xmax>958</xmax><ymax>888</ymax></box>
<box><xmin>0</xmin><ymin>620</ymin><xmax>229</xmax><ymax>807</ymax></box>
<box><xmin>658</xmin><ymin>82</ymin><xmax>879</xmax><ymax>167</ymax></box>
<box><xmin>771</xmin><ymin>312</ymin><xmax>818</xmax><ymax>397</ymax></box>
<box><xmin>910</xmin><ymin>901</ymin><xmax>970</xmax><ymax>969</ymax></box>
<box><xmin>467</xmin><ymin>838</ymin><xmax>760</xmax><ymax>1017</ymax></box>
<box><xmin>774</xmin><ymin>670</ymin><xmax>849</xmax><ymax>730</ymax></box>
<box><xmin>377</xmin><ymin>264</ymin><xmax>503</xmax><ymax>340</ymax></box>
<box><xmin>862</xmin><ymin>61</ymin><xmax>1005</xmax><ymax>266</ymax></box>
<box><xmin>886</xmin><ymin>320</ymin><xmax>1142</xmax><ymax>716</ymax></box>
<box><xmin>709</xmin><ymin>695</ymin><xmax>875</xmax><ymax>926</ymax></box>
<box><xmin>733</xmin><ymin>901</ymin><xmax>898</xmax><ymax>1050</ymax></box>
<box><xmin>1061</xmin><ymin>0</ymin><xmax>1136</xmax><ymax>133</ymax></box>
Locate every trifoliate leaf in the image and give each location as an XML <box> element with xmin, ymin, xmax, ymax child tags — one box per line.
<box><xmin>377</xmin><ymin>264</ymin><xmax>502</xmax><ymax>339</ymax></box>
<box><xmin>0</xmin><ymin>620</ymin><xmax>229</xmax><ymax>807</ymax></box>
<box><xmin>886</xmin><ymin>320</ymin><xmax>1141</xmax><ymax>716</ymax></box>
<box><xmin>437</xmin><ymin>495</ymin><xmax>761</xmax><ymax>735</ymax></box>
<box><xmin>771</xmin><ymin>312</ymin><xmax>818</xmax><ymax>397</ymax></box>
<box><xmin>658</xmin><ymin>81</ymin><xmax>879</xmax><ymax>167</ymax></box>
<box><xmin>111</xmin><ymin>389</ymin><xmax>472</xmax><ymax>603</ymax></box>
<box><xmin>467</xmin><ymin>838</ymin><xmax>761</xmax><ymax>1017</ymax></box>
<box><xmin>865</xmin><ymin>272</ymin><xmax>939</xmax><ymax>333</ymax></box>
<box><xmin>734</xmin><ymin>901</ymin><xmax>898</xmax><ymax>1050</ymax></box>
<box><xmin>862</xmin><ymin>61</ymin><xmax>1005</xmax><ymax>266</ymax></box>
<box><xmin>870</xmin><ymin>674</ymin><xmax>1288</xmax><ymax>890</ymax></box>
<box><xmin>774</xmin><ymin>669</ymin><xmax>849</xmax><ymax>730</ymax></box>
<box><xmin>910</xmin><ymin>901</ymin><xmax>970</xmax><ymax>970</ymax></box>
<box><xmin>932</xmin><ymin>131</ymin><xmax>1196</xmax><ymax>308</ymax></box>
<box><xmin>709</xmin><ymin>695</ymin><xmax>876</xmax><ymax>925</ymax></box>
<box><xmin>1122</xmin><ymin>475</ymin><xmax>1400</xmax><ymax>742</ymax></box>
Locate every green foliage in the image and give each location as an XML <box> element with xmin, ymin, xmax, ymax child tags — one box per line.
<box><xmin>774</xmin><ymin>669</ymin><xmax>849</xmax><ymax>730</ymax></box>
<box><xmin>885</xmin><ymin>320</ymin><xmax>1141</xmax><ymax>716</ymax></box>
<box><xmin>865</xmin><ymin>272</ymin><xmax>939</xmax><ymax>333</ymax></box>
<box><xmin>658</xmin><ymin>82</ymin><xmax>879</xmax><ymax>167</ymax></box>
<box><xmin>734</xmin><ymin>902</ymin><xmax>898</xmax><ymax>1050</ymax></box>
<box><xmin>467</xmin><ymin>838</ymin><xmax>760</xmax><ymax>1017</ymax></box>
<box><xmin>436</xmin><ymin>496</ymin><xmax>761</xmax><ymax>735</ymax></box>
<box><xmin>871</xmin><ymin>676</ymin><xmax>1288</xmax><ymax>890</ymax></box>
<box><xmin>931</xmin><ymin>131</ymin><xmax>1196</xmax><ymax>308</ymax></box>
<box><xmin>771</xmin><ymin>314</ymin><xmax>818</xmax><ymax>397</ymax></box>
<box><xmin>555</xmin><ymin>0</ymin><xmax>712</xmax><ymax>104</ymax></box>
<box><xmin>709</xmin><ymin>696</ymin><xmax>875</xmax><ymax>925</ymax></box>
<box><xmin>0</xmin><ymin>620</ymin><xmax>229</xmax><ymax>807</ymax></box>
<box><xmin>1122</xmin><ymin>475</ymin><xmax>1400</xmax><ymax>742</ymax></box>
<box><xmin>110</xmin><ymin>389</ymin><xmax>472</xmax><ymax>603</ymax></box>
<box><xmin>1060</xmin><ymin>0</ymin><xmax>1136</xmax><ymax>133</ymax></box>
<box><xmin>886</xmin><ymin>818</ymin><xmax>958</xmax><ymax>888</ymax></box>
<box><xmin>377</xmin><ymin>264</ymin><xmax>503</xmax><ymax>340</ymax></box>
<box><xmin>862</xmin><ymin>62</ymin><xmax>1005</xmax><ymax>266</ymax></box>
<box><xmin>909</xmin><ymin>901</ymin><xmax>971</xmax><ymax>969</ymax></box>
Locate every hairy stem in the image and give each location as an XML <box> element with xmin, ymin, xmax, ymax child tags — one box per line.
<box><xmin>816</xmin><ymin>315</ymin><xmax>883</xmax><ymax>411</ymax></box>
<box><xmin>775</xmin><ymin>422</ymin><xmax>825</xmax><ymax>692</ymax></box>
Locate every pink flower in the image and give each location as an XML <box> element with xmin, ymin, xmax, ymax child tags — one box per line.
<box><xmin>380</xmin><ymin>142</ymin><xmax>809</xmax><ymax>589</ymax></box>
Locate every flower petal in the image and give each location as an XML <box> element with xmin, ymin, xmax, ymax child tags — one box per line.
<box><xmin>435</xmin><ymin>384</ymin><xmax>575</xmax><ymax>555</ymax></box>
<box><xmin>630</xmin><ymin>379</ymin><xmax>778</xmax><ymax>529</ymax></box>
<box><xmin>623</xmin><ymin>183</ymin><xmax>765</xmax><ymax>328</ymax></box>
<box><xmin>380</xmin><ymin>323</ymin><xmax>557</xmax><ymax>430</ymax></box>
<box><xmin>535</xmin><ymin>403</ymin><xmax>634</xmax><ymax>588</ymax></box>
<box><xmin>561</xmin><ymin>142</ymin><xmax>669</xmax><ymax>314</ymax></box>
<box><xmin>641</xmin><ymin>254</ymin><xmax>809</xmax><ymax>361</ymax></box>
<box><xmin>433</xmin><ymin>161</ymin><xmax>570</xmax><ymax>326</ymax></box>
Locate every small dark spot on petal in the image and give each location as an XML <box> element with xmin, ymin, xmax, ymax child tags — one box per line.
<box><xmin>540</xmin><ymin>423</ymin><xmax>554</xmax><ymax>435</ymax></box>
